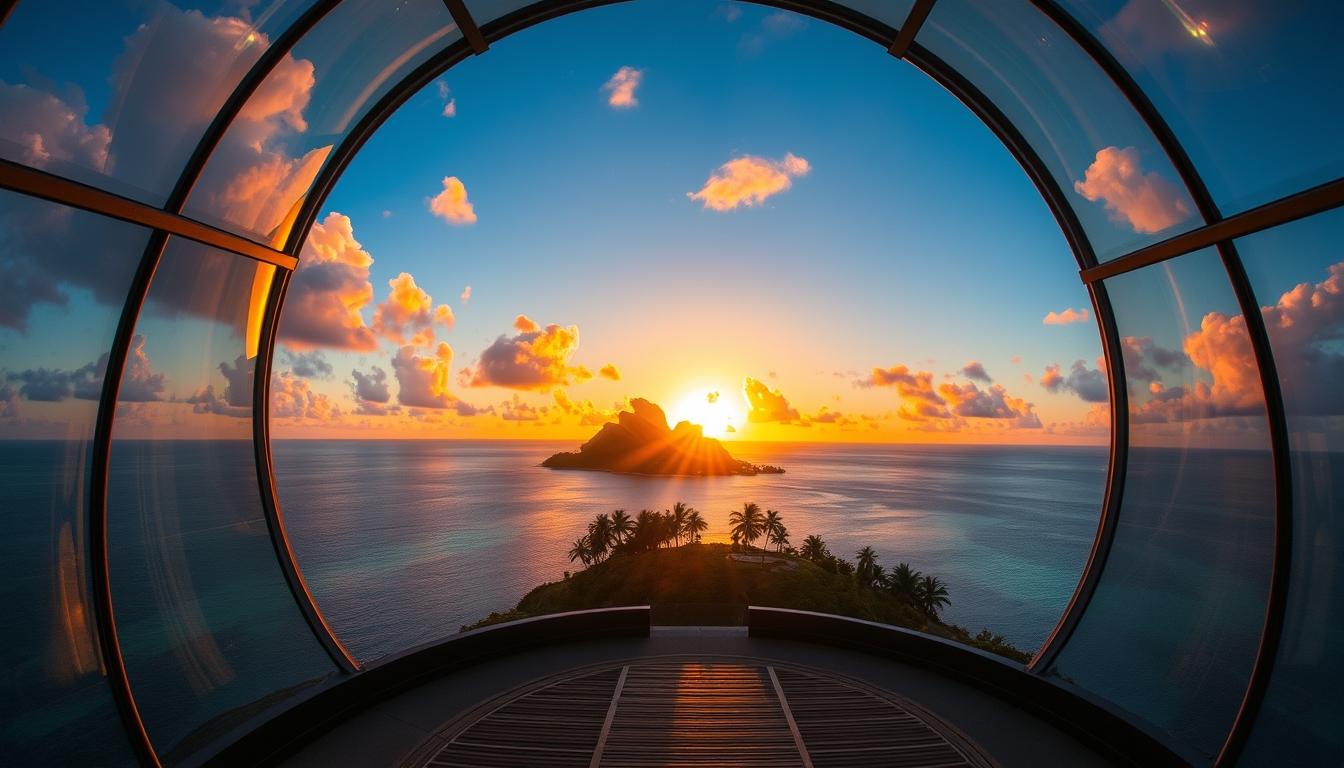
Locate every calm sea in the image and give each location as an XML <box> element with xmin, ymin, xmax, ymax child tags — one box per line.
<box><xmin>272</xmin><ymin>440</ymin><xmax>1109</xmax><ymax>660</ymax></box>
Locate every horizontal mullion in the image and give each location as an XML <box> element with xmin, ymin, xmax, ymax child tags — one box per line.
<box><xmin>0</xmin><ymin>159</ymin><xmax>298</xmax><ymax>270</ymax></box>
<box><xmin>1081</xmin><ymin>176</ymin><xmax>1344</xmax><ymax>283</ymax></box>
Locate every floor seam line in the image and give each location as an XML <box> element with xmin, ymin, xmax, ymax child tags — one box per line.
<box><xmin>767</xmin><ymin>666</ymin><xmax>814</xmax><ymax>768</ymax></box>
<box><xmin>588</xmin><ymin>664</ymin><xmax>629</xmax><ymax>768</ymax></box>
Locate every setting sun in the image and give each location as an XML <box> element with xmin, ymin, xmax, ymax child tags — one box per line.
<box><xmin>670</xmin><ymin>389</ymin><xmax>740</xmax><ymax>439</ymax></box>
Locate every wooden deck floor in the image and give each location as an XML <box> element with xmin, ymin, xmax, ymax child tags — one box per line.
<box><xmin>419</xmin><ymin>658</ymin><xmax>1000</xmax><ymax>768</ymax></box>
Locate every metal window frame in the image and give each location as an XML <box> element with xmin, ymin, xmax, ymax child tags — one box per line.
<box><xmin>2</xmin><ymin>0</ymin><xmax>1342</xmax><ymax>766</ymax></box>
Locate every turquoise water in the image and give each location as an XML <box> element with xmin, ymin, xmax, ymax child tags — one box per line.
<box><xmin>273</xmin><ymin>440</ymin><xmax>1109</xmax><ymax>661</ymax></box>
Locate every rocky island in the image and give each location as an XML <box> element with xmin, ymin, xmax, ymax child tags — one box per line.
<box><xmin>542</xmin><ymin>398</ymin><xmax>784</xmax><ymax>476</ymax></box>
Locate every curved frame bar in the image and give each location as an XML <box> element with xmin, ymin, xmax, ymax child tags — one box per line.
<box><xmin>253</xmin><ymin>269</ymin><xmax>361</xmax><ymax>673</ymax></box>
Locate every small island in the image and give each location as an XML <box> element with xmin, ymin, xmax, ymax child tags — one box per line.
<box><xmin>542</xmin><ymin>398</ymin><xmax>785</xmax><ymax>476</ymax></box>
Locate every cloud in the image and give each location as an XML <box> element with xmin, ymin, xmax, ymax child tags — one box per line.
<box><xmin>1074</xmin><ymin>146</ymin><xmax>1193</xmax><ymax>234</ymax></box>
<box><xmin>601</xmin><ymin>67</ymin><xmax>643</xmax><ymax>108</ymax></box>
<box><xmin>279</xmin><ymin>212</ymin><xmax>378</xmax><ymax>351</ymax></box>
<box><xmin>372</xmin><ymin>272</ymin><xmax>454</xmax><ymax>346</ymax></box>
<box><xmin>714</xmin><ymin>3</ymin><xmax>743</xmax><ymax>22</ymax></box>
<box><xmin>688</xmin><ymin>153</ymin><xmax>810</xmax><ymax>211</ymax></box>
<box><xmin>1258</xmin><ymin>260</ymin><xmax>1344</xmax><ymax>415</ymax></box>
<box><xmin>554</xmin><ymin>389</ymin><xmax>619</xmax><ymax>426</ymax></box>
<box><xmin>461</xmin><ymin>286</ymin><xmax>471</xmax><ymax>305</ymax></box>
<box><xmin>739</xmin><ymin>10</ymin><xmax>808</xmax><ymax>56</ymax></box>
<box><xmin>428</xmin><ymin>176</ymin><xmax>476</xmax><ymax>225</ymax></box>
<box><xmin>1011</xmin><ymin>356</ymin><xmax>1022</xmax><ymax>364</ymax></box>
<box><xmin>742</xmin><ymin>376</ymin><xmax>802</xmax><ymax>423</ymax></box>
<box><xmin>598</xmin><ymin>363</ymin><xmax>622</xmax><ymax>381</ymax></box>
<box><xmin>0</xmin><ymin>377</ymin><xmax>18</xmax><ymax>418</ymax></box>
<box><xmin>186</xmin><ymin>386</ymin><xmax>249</xmax><ymax>417</ymax></box>
<box><xmin>961</xmin><ymin>361</ymin><xmax>993</xmax><ymax>382</ymax></box>
<box><xmin>937</xmin><ymin>381</ymin><xmax>1042</xmax><ymax>428</ymax></box>
<box><xmin>809</xmin><ymin>407</ymin><xmax>853</xmax><ymax>426</ymax></box>
<box><xmin>864</xmin><ymin>366</ymin><xmax>953</xmax><ymax>422</ymax></box>
<box><xmin>461</xmin><ymin>316</ymin><xmax>593</xmax><ymax>391</ymax></box>
<box><xmin>499</xmin><ymin>394</ymin><xmax>542</xmax><ymax>421</ymax></box>
<box><xmin>350</xmin><ymin>366</ymin><xmax>392</xmax><ymax>404</ymax></box>
<box><xmin>706</xmin><ymin>391</ymin><xmax>720</xmax><ymax>403</ymax></box>
<box><xmin>0</xmin><ymin>79</ymin><xmax>110</xmax><ymax>172</ymax></box>
<box><xmin>119</xmin><ymin>335</ymin><xmax>168</xmax><ymax>402</ymax></box>
<box><xmin>1044</xmin><ymin>308</ymin><xmax>1091</xmax><ymax>325</ymax></box>
<box><xmin>280</xmin><ymin>349</ymin><xmax>332</xmax><ymax>379</ymax></box>
<box><xmin>442</xmin><ymin>99</ymin><xmax>456</xmax><ymax>118</ymax></box>
<box><xmin>1041</xmin><ymin>359</ymin><xmax>1109</xmax><ymax>403</ymax></box>
<box><xmin>392</xmin><ymin>343</ymin><xmax>459</xmax><ymax>409</ymax></box>
<box><xmin>1120</xmin><ymin>336</ymin><xmax>1186</xmax><ymax>384</ymax></box>
<box><xmin>271</xmin><ymin>371</ymin><xmax>341</xmax><ymax>421</ymax></box>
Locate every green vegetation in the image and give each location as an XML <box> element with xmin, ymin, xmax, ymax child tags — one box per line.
<box><xmin>464</xmin><ymin>501</ymin><xmax>1034</xmax><ymax>664</ymax></box>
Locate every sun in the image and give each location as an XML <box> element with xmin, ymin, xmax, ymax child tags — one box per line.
<box><xmin>670</xmin><ymin>389</ymin><xmax>740</xmax><ymax>439</ymax></box>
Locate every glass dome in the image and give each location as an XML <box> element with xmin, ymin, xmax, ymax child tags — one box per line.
<box><xmin>1</xmin><ymin>1</ymin><xmax>1339</xmax><ymax>766</ymax></box>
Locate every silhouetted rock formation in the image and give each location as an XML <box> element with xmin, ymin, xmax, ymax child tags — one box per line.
<box><xmin>542</xmin><ymin>398</ymin><xmax>785</xmax><ymax>476</ymax></box>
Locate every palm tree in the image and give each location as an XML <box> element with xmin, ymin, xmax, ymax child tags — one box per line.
<box><xmin>762</xmin><ymin>510</ymin><xmax>784</xmax><ymax>552</ymax></box>
<box><xmin>684</xmin><ymin>509</ymin><xmax>708</xmax><ymax>543</ymax></box>
<box><xmin>916</xmin><ymin>575</ymin><xmax>951</xmax><ymax>618</ymax></box>
<box><xmin>728</xmin><ymin>502</ymin><xmax>765</xmax><ymax>558</ymax></box>
<box><xmin>588</xmin><ymin>514</ymin><xmax>613</xmax><ymax>562</ymax></box>
<box><xmin>633</xmin><ymin>509</ymin><xmax>662</xmax><ymax>552</ymax></box>
<box><xmin>888</xmin><ymin>563</ymin><xmax>922</xmax><ymax>606</ymax></box>
<box><xmin>610</xmin><ymin>509</ymin><xmax>634</xmax><ymax>545</ymax></box>
<box><xmin>568</xmin><ymin>536</ymin><xmax>592</xmax><ymax>567</ymax></box>
<box><xmin>768</xmin><ymin>526</ymin><xmax>790</xmax><ymax>553</ymax></box>
<box><xmin>799</xmin><ymin>535</ymin><xmax>828</xmax><ymax>562</ymax></box>
<box><xmin>668</xmin><ymin>501</ymin><xmax>691</xmax><ymax>546</ymax></box>
<box><xmin>855</xmin><ymin>546</ymin><xmax>880</xmax><ymax>587</ymax></box>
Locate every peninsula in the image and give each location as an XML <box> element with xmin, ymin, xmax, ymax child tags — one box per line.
<box><xmin>542</xmin><ymin>398</ymin><xmax>784</xmax><ymax>476</ymax></box>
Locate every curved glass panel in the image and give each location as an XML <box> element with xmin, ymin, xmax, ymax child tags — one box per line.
<box><xmin>0</xmin><ymin>0</ymin><xmax>319</xmax><ymax>206</ymax></box>
<box><xmin>0</xmin><ymin>191</ymin><xmax>145</xmax><ymax>766</ymax></box>
<box><xmin>1052</xmin><ymin>248</ymin><xmax>1273</xmax><ymax>756</ymax></box>
<box><xmin>1235</xmin><ymin>208</ymin><xmax>1344</xmax><ymax>766</ymax></box>
<box><xmin>106</xmin><ymin>238</ymin><xmax>333</xmax><ymax>764</ymax></box>
<box><xmin>1055</xmin><ymin>0</ymin><xmax>1344</xmax><ymax>215</ymax></box>
<box><xmin>183</xmin><ymin>0</ymin><xmax>463</xmax><ymax>243</ymax></box>
<box><xmin>918</xmin><ymin>0</ymin><xmax>1202</xmax><ymax>262</ymax></box>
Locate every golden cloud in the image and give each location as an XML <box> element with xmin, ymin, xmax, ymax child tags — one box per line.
<box><xmin>742</xmin><ymin>376</ymin><xmax>802</xmax><ymax>423</ymax></box>
<box><xmin>598</xmin><ymin>363</ymin><xmax>622</xmax><ymax>381</ymax></box>
<box><xmin>271</xmin><ymin>371</ymin><xmax>341</xmax><ymax>421</ymax></box>
<box><xmin>1043</xmin><ymin>308</ymin><xmax>1091</xmax><ymax>325</ymax></box>
<box><xmin>602</xmin><ymin>66</ymin><xmax>643</xmax><ymax>108</ymax></box>
<box><xmin>428</xmin><ymin>176</ymin><xmax>477</xmax><ymax>225</ymax></box>
<box><xmin>279</xmin><ymin>212</ymin><xmax>378</xmax><ymax>352</ymax></box>
<box><xmin>866</xmin><ymin>365</ymin><xmax>952</xmax><ymax>422</ymax></box>
<box><xmin>392</xmin><ymin>343</ymin><xmax>460</xmax><ymax>409</ymax></box>
<box><xmin>1074</xmin><ymin>146</ymin><xmax>1193</xmax><ymax>234</ymax></box>
<box><xmin>461</xmin><ymin>316</ymin><xmax>592</xmax><ymax>391</ymax></box>
<box><xmin>554</xmin><ymin>389</ymin><xmax>620</xmax><ymax>426</ymax></box>
<box><xmin>688</xmin><ymin>153</ymin><xmax>810</xmax><ymax>211</ymax></box>
<box><xmin>372</xmin><ymin>272</ymin><xmax>454</xmax><ymax>346</ymax></box>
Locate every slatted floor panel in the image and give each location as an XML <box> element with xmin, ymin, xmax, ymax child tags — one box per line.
<box><xmin>421</xmin><ymin>659</ymin><xmax>999</xmax><ymax>768</ymax></box>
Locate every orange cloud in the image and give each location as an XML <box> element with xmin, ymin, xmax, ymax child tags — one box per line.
<box><xmin>1074</xmin><ymin>146</ymin><xmax>1193</xmax><ymax>234</ymax></box>
<box><xmin>598</xmin><ymin>363</ymin><xmax>622</xmax><ymax>381</ymax></box>
<box><xmin>688</xmin><ymin>153</ymin><xmax>810</xmax><ymax>211</ymax></box>
<box><xmin>1041</xmin><ymin>359</ymin><xmax>1108</xmax><ymax>403</ymax></box>
<box><xmin>743</xmin><ymin>376</ymin><xmax>802</xmax><ymax>423</ymax></box>
<box><xmin>279</xmin><ymin>212</ymin><xmax>378</xmax><ymax>352</ymax></box>
<box><xmin>271</xmin><ymin>371</ymin><xmax>341</xmax><ymax>421</ymax></box>
<box><xmin>461</xmin><ymin>285</ymin><xmax>471</xmax><ymax>305</ymax></box>
<box><xmin>865</xmin><ymin>366</ymin><xmax>953</xmax><ymax>422</ymax></box>
<box><xmin>392</xmin><ymin>343</ymin><xmax>461</xmax><ymax>409</ymax></box>
<box><xmin>428</xmin><ymin>176</ymin><xmax>476</xmax><ymax>225</ymax></box>
<box><xmin>372</xmin><ymin>272</ymin><xmax>454</xmax><ymax>346</ymax></box>
<box><xmin>1182</xmin><ymin>311</ymin><xmax>1264</xmax><ymax>416</ymax></box>
<box><xmin>961</xmin><ymin>361</ymin><xmax>992</xmax><ymax>382</ymax></box>
<box><xmin>937</xmin><ymin>381</ymin><xmax>1042</xmax><ymax>428</ymax></box>
<box><xmin>1258</xmin><ymin>260</ymin><xmax>1344</xmax><ymax>414</ymax></box>
<box><xmin>601</xmin><ymin>66</ymin><xmax>643</xmax><ymax>108</ymax></box>
<box><xmin>461</xmin><ymin>316</ymin><xmax>592</xmax><ymax>391</ymax></box>
<box><xmin>554</xmin><ymin>389</ymin><xmax>619</xmax><ymax>426</ymax></box>
<box><xmin>1043</xmin><ymin>308</ymin><xmax>1091</xmax><ymax>325</ymax></box>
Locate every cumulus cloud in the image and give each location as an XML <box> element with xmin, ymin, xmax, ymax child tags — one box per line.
<box><xmin>350</xmin><ymin>366</ymin><xmax>392</xmax><ymax>404</ymax></box>
<box><xmin>187</xmin><ymin>353</ymin><xmax>252</xmax><ymax>417</ymax></box>
<box><xmin>186</xmin><ymin>386</ymin><xmax>249</xmax><ymax>417</ymax></box>
<box><xmin>809</xmin><ymin>407</ymin><xmax>853</xmax><ymax>426</ymax></box>
<box><xmin>372</xmin><ymin>272</ymin><xmax>454</xmax><ymax>346</ymax></box>
<box><xmin>279</xmin><ymin>349</ymin><xmax>333</xmax><ymax>379</ymax></box>
<box><xmin>598</xmin><ymin>363</ymin><xmax>622</xmax><ymax>381</ymax></box>
<box><xmin>601</xmin><ymin>67</ymin><xmax>643</xmax><ymax>108</ymax></box>
<box><xmin>392</xmin><ymin>343</ymin><xmax>458</xmax><ymax>409</ymax></box>
<box><xmin>938</xmin><ymin>381</ymin><xmax>1042</xmax><ymax>428</ymax></box>
<box><xmin>960</xmin><ymin>361</ymin><xmax>993</xmax><ymax>382</ymax></box>
<box><xmin>499</xmin><ymin>394</ymin><xmax>542</xmax><ymax>421</ymax></box>
<box><xmin>461</xmin><ymin>316</ymin><xmax>593</xmax><ymax>391</ymax></box>
<box><xmin>554</xmin><ymin>389</ymin><xmax>619</xmax><ymax>426</ymax></box>
<box><xmin>0</xmin><ymin>79</ymin><xmax>110</xmax><ymax>172</ymax></box>
<box><xmin>1074</xmin><ymin>146</ymin><xmax>1193</xmax><ymax>234</ymax></box>
<box><xmin>1120</xmin><ymin>336</ymin><xmax>1186</xmax><ymax>384</ymax></box>
<box><xmin>271</xmin><ymin>371</ymin><xmax>341</xmax><ymax>421</ymax></box>
<box><xmin>864</xmin><ymin>366</ymin><xmax>953</xmax><ymax>422</ymax></box>
<box><xmin>688</xmin><ymin>153</ymin><xmax>810</xmax><ymax>211</ymax></box>
<box><xmin>0</xmin><ymin>378</ymin><xmax>19</xmax><ymax>418</ymax></box>
<box><xmin>428</xmin><ymin>176</ymin><xmax>476</xmax><ymax>225</ymax></box>
<box><xmin>742</xmin><ymin>376</ymin><xmax>802</xmax><ymax>423</ymax></box>
<box><xmin>1258</xmin><ymin>260</ymin><xmax>1344</xmax><ymax>415</ymax></box>
<box><xmin>442</xmin><ymin>99</ymin><xmax>456</xmax><ymax>118</ymax></box>
<box><xmin>1044</xmin><ymin>308</ymin><xmax>1091</xmax><ymax>325</ymax></box>
<box><xmin>279</xmin><ymin>212</ymin><xmax>378</xmax><ymax>351</ymax></box>
<box><xmin>119</xmin><ymin>335</ymin><xmax>168</xmax><ymax>402</ymax></box>
<box><xmin>1041</xmin><ymin>359</ymin><xmax>1109</xmax><ymax>403</ymax></box>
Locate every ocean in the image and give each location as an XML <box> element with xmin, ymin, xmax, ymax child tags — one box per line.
<box><xmin>272</xmin><ymin>440</ymin><xmax>1109</xmax><ymax>661</ymax></box>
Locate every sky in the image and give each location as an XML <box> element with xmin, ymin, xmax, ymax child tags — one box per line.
<box><xmin>0</xmin><ymin>0</ymin><xmax>1340</xmax><ymax>447</ymax></box>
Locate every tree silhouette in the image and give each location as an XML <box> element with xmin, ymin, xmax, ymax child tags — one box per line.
<box><xmin>588</xmin><ymin>514</ymin><xmax>614</xmax><ymax>562</ymax></box>
<box><xmin>568</xmin><ymin>537</ymin><xmax>592</xmax><ymax>567</ymax></box>
<box><xmin>917</xmin><ymin>575</ymin><xmax>951</xmax><ymax>617</ymax></box>
<box><xmin>763</xmin><ymin>509</ymin><xmax>785</xmax><ymax>553</ymax></box>
<box><xmin>856</xmin><ymin>546</ymin><xmax>881</xmax><ymax>587</ymax></box>
<box><xmin>799</xmin><ymin>535</ymin><xmax>828</xmax><ymax>562</ymax></box>
<box><xmin>610</xmin><ymin>509</ymin><xmax>634</xmax><ymax>545</ymax></box>
<box><xmin>729</xmin><ymin>502</ymin><xmax>765</xmax><ymax>560</ymax></box>
<box><xmin>888</xmin><ymin>563</ymin><xmax>922</xmax><ymax>606</ymax></box>
<box><xmin>684</xmin><ymin>509</ymin><xmax>708</xmax><ymax>543</ymax></box>
<box><xmin>668</xmin><ymin>501</ymin><xmax>691</xmax><ymax>546</ymax></box>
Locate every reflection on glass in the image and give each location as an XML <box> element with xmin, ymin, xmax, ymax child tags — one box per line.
<box><xmin>918</xmin><ymin>0</ymin><xmax>1202</xmax><ymax>261</ymax></box>
<box><xmin>1055</xmin><ymin>0</ymin><xmax>1344</xmax><ymax>214</ymax></box>
<box><xmin>1234</xmin><ymin>208</ymin><xmax>1344</xmax><ymax>765</ymax></box>
<box><xmin>105</xmin><ymin>238</ymin><xmax>333</xmax><ymax>764</ymax></box>
<box><xmin>1053</xmin><ymin>248</ymin><xmax>1273</xmax><ymax>756</ymax></box>
<box><xmin>183</xmin><ymin>0</ymin><xmax>462</xmax><ymax>242</ymax></box>
<box><xmin>0</xmin><ymin>192</ymin><xmax>146</xmax><ymax>765</ymax></box>
<box><xmin>0</xmin><ymin>0</ymin><xmax>319</xmax><ymax>205</ymax></box>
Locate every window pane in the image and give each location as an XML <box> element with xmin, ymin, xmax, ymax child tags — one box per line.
<box><xmin>1055</xmin><ymin>0</ymin><xmax>1344</xmax><ymax>215</ymax></box>
<box><xmin>0</xmin><ymin>192</ymin><xmax>145</xmax><ymax>765</ymax></box>
<box><xmin>919</xmin><ymin>0</ymin><xmax>1203</xmax><ymax>262</ymax></box>
<box><xmin>1052</xmin><ymin>248</ymin><xmax>1274</xmax><ymax>756</ymax></box>
<box><xmin>0</xmin><ymin>0</ymin><xmax>319</xmax><ymax>206</ymax></box>
<box><xmin>183</xmin><ymin>0</ymin><xmax>463</xmax><ymax>243</ymax></box>
<box><xmin>105</xmin><ymin>238</ymin><xmax>334</xmax><ymax>765</ymax></box>
<box><xmin>1235</xmin><ymin>208</ymin><xmax>1344</xmax><ymax>766</ymax></box>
